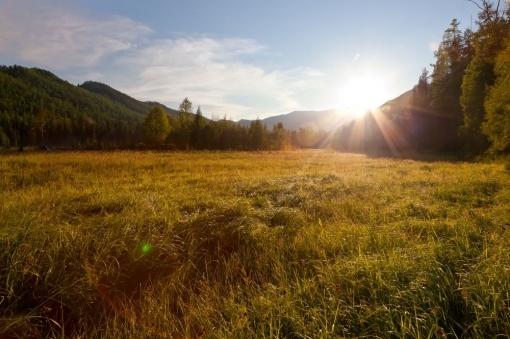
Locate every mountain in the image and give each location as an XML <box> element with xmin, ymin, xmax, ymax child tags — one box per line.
<box><xmin>329</xmin><ymin>88</ymin><xmax>453</xmax><ymax>155</ymax></box>
<box><xmin>0</xmin><ymin>65</ymin><xmax>171</xmax><ymax>148</ymax></box>
<box><xmin>78</xmin><ymin>81</ymin><xmax>180</xmax><ymax>118</ymax></box>
<box><xmin>237</xmin><ymin>109</ymin><xmax>357</xmax><ymax>131</ymax></box>
<box><xmin>380</xmin><ymin>89</ymin><xmax>413</xmax><ymax>108</ymax></box>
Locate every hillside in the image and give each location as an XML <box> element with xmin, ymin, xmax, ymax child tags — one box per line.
<box><xmin>0</xmin><ymin>65</ymin><xmax>194</xmax><ymax>148</ymax></box>
<box><xmin>79</xmin><ymin>81</ymin><xmax>180</xmax><ymax>118</ymax></box>
<box><xmin>238</xmin><ymin>109</ymin><xmax>357</xmax><ymax>131</ymax></box>
<box><xmin>330</xmin><ymin>88</ymin><xmax>459</xmax><ymax>155</ymax></box>
<box><xmin>381</xmin><ymin>89</ymin><xmax>413</xmax><ymax>107</ymax></box>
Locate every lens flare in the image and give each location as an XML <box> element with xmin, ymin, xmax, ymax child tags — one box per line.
<box><xmin>141</xmin><ymin>243</ymin><xmax>151</xmax><ymax>254</ymax></box>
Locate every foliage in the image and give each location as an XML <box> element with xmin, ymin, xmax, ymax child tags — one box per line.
<box><xmin>0</xmin><ymin>65</ymin><xmax>144</xmax><ymax>149</ymax></box>
<box><xmin>0</xmin><ymin>69</ymin><xmax>296</xmax><ymax>151</ymax></box>
<box><xmin>248</xmin><ymin>118</ymin><xmax>268</xmax><ymax>150</ymax></box>
<box><xmin>142</xmin><ymin>106</ymin><xmax>171</xmax><ymax>146</ymax></box>
<box><xmin>79</xmin><ymin>81</ymin><xmax>180</xmax><ymax>118</ymax></box>
<box><xmin>483</xmin><ymin>34</ymin><xmax>510</xmax><ymax>152</ymax></box>
<box><xmin>270</xmin><ymin>122</ymin><xmax>291</xmax><ymax>150</ymax></box>
<box><xmin>179</xmin><ymin>97</ymin><xmax>194</xmax><ymax>114</ymax></box>
<box><xmin>1</xmin><ymin>151</ymin><xmax>510</xmax><ymax>338</ymax></box>
<box><xmin>428</xmin><ymin>20</ymin><xmax>473</xmax><ymax>151</ymax></box>
<box><xmin>460</xmin><ymin>2</ymin><xmax>508</xmax><ymax>154</ymax></box>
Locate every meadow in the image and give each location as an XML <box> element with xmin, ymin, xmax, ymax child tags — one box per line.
<box><xmin>1</xmin><ymin>150</ymin><xmax>509</xmax><ymax>338</ymax></box>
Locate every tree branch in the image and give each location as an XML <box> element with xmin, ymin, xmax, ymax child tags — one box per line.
<box><xmin>466</xmin><ymin>0</ymin><xmax>485</xmax><ymax>12</ymax></box>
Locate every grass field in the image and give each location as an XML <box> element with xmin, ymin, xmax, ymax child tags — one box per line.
<box><xmin>1</xmin><ymin>150</ymin><xmax>510</xmax><ymax>338</ymax></box>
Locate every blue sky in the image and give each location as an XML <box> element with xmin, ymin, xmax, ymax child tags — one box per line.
<box><xmin>0</xmin><ymin>0</ymin><xmax>484</xmax><ymax>120</ymax></box>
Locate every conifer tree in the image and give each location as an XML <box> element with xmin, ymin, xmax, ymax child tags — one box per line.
<box><xmin>483</xmin><ymin>33</ymin><xmax>510</xmax><ymax>152</ymax></box>
<box><xmin>191</xmin><ymin>106</ymin><xmax>206</xmax><ymax>149</ymax></box>
<box><xmin>270</xmin><ymin>122</ymin><xmax>290</xmax><ymax>150</ymax></box>
<box><xmin>429</xmin><ymin>19</ymin><xmax>472</xmax><ymax>151</ymax></box>
<box><xmin>460</xmin><ymin>0</ymin><xmax>508</xmax><ymax>154</ymax></box>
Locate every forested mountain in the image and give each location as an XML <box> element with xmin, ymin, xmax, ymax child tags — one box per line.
<box><xmin>238</xmin><ymin>109</ymin><xmax>356</xmax><ymax>132</ymax></box>
<box><xmin>0</xmin><ymin>65</ymin><xmax>297</xmax><ymax>151</ymax></box>
<box><xmin>330</xmin><ymin>91</ymin><xmax>417</xmax><ymax>155</ymax></box>
<box><xmin>382</xmin><ymin>90</ymin><xmax>413</xmax><ymax>107</ymax></box>
<box><xmin>0</xmin><ymin>65</ymin><xmax>145</xmax><ymax>149</ymax></box>
<box><xmin>79</xmin><ymin>81</ymin><xmax>180</xmax><ymax>118</ymax></box>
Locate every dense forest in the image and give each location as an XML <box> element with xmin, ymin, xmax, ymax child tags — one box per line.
<box><xmin>0</xmin><ymin>66</ymin><xmax>144</xmax><ymax>149</ymax></box>
<box><xmin>331</xmin><ymin>0</ymin><xmax>510</xmax><ymax>157</ymax></box>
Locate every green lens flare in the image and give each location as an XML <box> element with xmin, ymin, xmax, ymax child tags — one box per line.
<box><xmin>141</xmin><ymin>243</ymin><xmax>151</xmax><ymax>253</ymax></box>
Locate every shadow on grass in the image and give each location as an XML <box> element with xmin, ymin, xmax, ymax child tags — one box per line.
<box><xmin>365</xmin><ymin>150</ymin><xmax>465</xmax><ymax>162</ymax></box>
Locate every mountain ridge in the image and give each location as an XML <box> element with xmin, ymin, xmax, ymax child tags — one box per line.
<box><xmin>237</xmin><ymin>109</ymin><xmax>359</xmax><ymax>131</ymax></box>
<box><xmin>78</xmin><ymin>81</ymin><xmax>181</xmax><ymax>118</ymax></box>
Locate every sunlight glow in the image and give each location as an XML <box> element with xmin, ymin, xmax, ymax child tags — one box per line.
<box><xmin>335</xmin><ymin>74</ymin><xmax>391</xmax><ymax>116</ymax></box>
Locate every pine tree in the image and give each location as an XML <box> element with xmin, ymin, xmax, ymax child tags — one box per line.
<box><xmin>429</xmin><ymin>19</ymin><xmax>473</xmax><ymax>151</ymax></box>
<box><xmin>270</xmin><ymin>122</ymin><xmax>290</xmax><ymax>150</ymax></box>
<box><xmin>191</xmin><ymin>106</ymin><xmax>206</xmax><ymax>149</ymax></box>
<box><xmin>460</xmin><ymin>1</ymin><xmax>508</xmax><ymax>154</ymax></box>
<box><xmin>483</xmin><ymin>32</ymin><xmax>510</xmax><ymax>152</ymax></box>
<box><xmin>248</xmin><ymin>118</ymin><xmax>268</xmax><ymax>150</ymax></box>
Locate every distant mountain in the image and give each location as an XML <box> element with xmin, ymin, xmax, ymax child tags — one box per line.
<box><xmin>237</xmin><ymin>109</ymin><xmax>357</xmax><ymax>131</ymax></box>
<box><xmin>79</xmin><ymin>81</ymin><xmax>180</xmax><ymax>118</ymax></box>
<box><xmin>333</xmin><ymin>89</ymin><xmax>414</xmax><ymax>131</ymax></box>
<box><xmin>330</xmin><ymin>88</ymin><xmax>441</xmax><ymax>155</ymax></box>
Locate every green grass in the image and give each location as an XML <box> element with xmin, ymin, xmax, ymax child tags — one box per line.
<box><xmin>1</xmin><ymin>150</ymin><xmax>510</xmax><ymax>338</ymax></box>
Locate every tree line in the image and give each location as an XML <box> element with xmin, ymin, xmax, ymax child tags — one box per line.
<box><xmin>0</xmin><ymin>66</ymin><xmax>329</xmax><ymax>151</ymax></box>
<box><xmin>332</xmin><ymin>0</ymin><xmax>510</xmax><ymax>156</ymax></box>
<box><xmin>143</xmin><ymin>98</ymin><xmax>329</xmax><ymax>151</ymax></box>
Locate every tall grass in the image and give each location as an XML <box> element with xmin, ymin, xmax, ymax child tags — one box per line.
<box><xmin>1</xmin><ymin>150</ymin><xmax>509</xmax><ymax>338</ymax></box>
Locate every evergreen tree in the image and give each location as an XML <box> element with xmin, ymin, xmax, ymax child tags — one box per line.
<box><xmin>270</xmin><ymin>122</ymin><xmax>290</xmax><ymax>150</ymax></box>
<box><xmin>483</xmin><ymin>32</ymin><xmax>510</xmax><ymax>152</ymax></box>
<box><xmin>248</xmin><ymin>118</ymin><xmax>268</xmax><ymax>150</ymax></box>
<box><xmin>409</xmin><ymin>68</ymin><xmax>435</xmax><ymax>150</ymax></box>
<box><xmin>412</xmin><ymin>68</ymin><xmax>431</xmax><ymax>109</ymax></box>
<box><xmin>191</xmin><ymin>106</ymin><xmax>206</xmax><ymax>149</ymax></box>
<box><xmin>460</xmin><ymin>1</ymin><xmax>508</xmax><ymax>154</ymax></box>
<box><xmin>429</xmin><ymin>19</ymin><xmax>472</xmax><ymax>151</ymax></box>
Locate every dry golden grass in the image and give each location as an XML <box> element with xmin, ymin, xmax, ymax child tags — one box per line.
<box><xmin>1</xmin><ymin>150</ymin><xmax>509</xmax><ymax>338</ymax></box>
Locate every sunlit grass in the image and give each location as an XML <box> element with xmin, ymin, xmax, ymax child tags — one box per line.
<box><xmin>1</xmin><ymin>150</ymin><xmax>509</xmax><ymax>338</ymax></box>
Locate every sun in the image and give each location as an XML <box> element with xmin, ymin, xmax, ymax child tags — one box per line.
<box><xmin>335</xmin><ymin>74</ymin><xmax>391</xmax><ymax>116</ymax></box>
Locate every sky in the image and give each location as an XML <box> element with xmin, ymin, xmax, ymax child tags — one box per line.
<box><xmin>0</xmin><ymin>0</ymin><xmax>485</xmax><ymax>121</ymax></box>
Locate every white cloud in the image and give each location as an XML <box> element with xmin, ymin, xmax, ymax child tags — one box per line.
<box><xmin>0</xmin><ymin>0</ymin><xmax>326</xmax><ymax>120</ymax></box>
<box><xmin>354</xmin><ymin>53</ymin><xmax>360</xmax><ymax>61</ymax></box>
<box><xmin>114</xmin><ymin>37</ymin><xmax>325</xmax><ymax>120</ymax></box>
<box><xmin>0</xmin><ymin>0</ymin><xmax>151</xmax><ymax>68</ymax></box>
